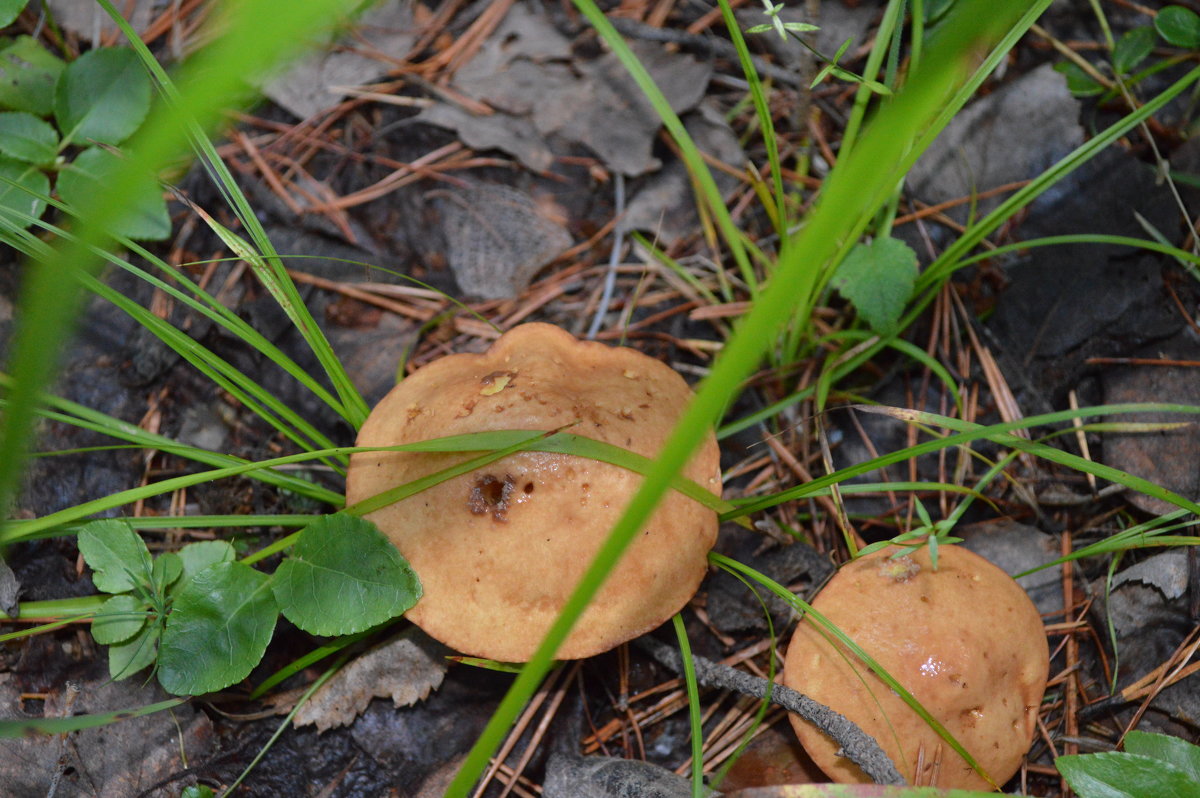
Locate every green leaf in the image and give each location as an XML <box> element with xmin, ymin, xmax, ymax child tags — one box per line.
<box><xmin>157</xmin><ymin>561</ymin><xmax>278</xmax><ymax>695</ymax></box>
<box><xmin>271</xmin><ymin>514</ymin><xmax>421</xmax><ymax>636</ymax></box>
<box><xmin>1054</xmin><ymin>61</ymin><xmax>1104</xmax><ymax>97</ymax></box>
<box><xmin>1113</xmin><ymin>27</ymin><xmax>1156</xmax><ymax>75</ymax></box>
<box><xmin>0</xmin><ymin>111</ymin><xmax>57</xmax><ymax>164</ymax></box>
<box><xmin>0</xmin><ymin>1</ymin><xmax>27</xmax><ymax>28</ymax></box>
<box><xmin>108</xmin><ymin>622</ymin><xmax>159</xmax><ymax>680</ymax></box>
<box><xmin>152</xmin><ymin>552</ymin><xmax>182</xmax><ymax>593</ymax></box>
<box><xmin>54</xmin><ymin>46</ymin><xmax>151</xmax><ymax>145</ymax></box>
<box><xmin>172</xmin><ymin>540</ymin><xmax>235</xmax><ymax>595</ymax></box>
<box><xmin>1057</xmin><ymin>752</ymin><xmax>1200</xmax><ymax>798</ymax></box>
<box><xmin>0</xmin><ymin>157</ymin><xmax>47</xmax><ymax>228</ymax></box>
<box><xmin>830</xmin><ymin>236</ymin><xmax>918</xmax><ymax>332</ymax></box>
<box><xmin>1124</xmin><ymin>731</ymin><xmax>1200</xmax><ymax>783</ymax></box>
<box><xmin>0</xmin><ymin>36</ymin><xmax>65</xmax><ymax>116</ymax></box>
<box><xmin>90</xmin><ymin>593</ymin><xmax>147</xmax><ymax>645</ymax></box>
<box><xmin>1156</xmin><ymin>6</ymin><xmax>1200</xmax><ymax>49</ymax></box>
<box><xmin>56</xmin><ymin>147</ymin><xmax>171</xmax><ymax>241</ymax></box>
<box><xmin>77</xmin><ymin>519</ymin><xmax>153</xmax><ymax>594</ymax></box>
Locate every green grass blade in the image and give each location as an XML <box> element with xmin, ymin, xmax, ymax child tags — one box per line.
<box><xmin>0</xmin><ymin>697</ymin><xmax>188</xmax><ymax>737</ymax></box>
<box><xmin>447</xmin><ymin>3</ymin><xmax>1039</xmax><ymax>793</ymax></box>
<box><xmin>673</xmin><ymin>613</ymin><xmax>706</xmax><ymax>798</ymax></box>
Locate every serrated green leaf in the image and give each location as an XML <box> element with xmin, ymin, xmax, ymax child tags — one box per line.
<box><xmin>830</xmin><ymin>236</ymin><xmax>918</xmax><ymax>332</ymax></box>
<box><xmin>0</xmin><ymin>36</ymin><xmax>64</xmax><ymax>116</ymax></box>
<box><xmin>77</xmin><ymin>519</ymin><xmax>153</xmax><ymax>594</ymax></box>
<box><xmin>271</xmin><ymin>514</ymin><xmax>420</xmax><ymax>636</ymax></box>
<box><xmin>0</xmin><ymin>111</ymin><xmax>58</xmax><ymax>164</ymax></box>
<box><xmin>172</xmin><ymin>540</ymin><xmax>235</xmax><ymax>596</ymax></box>
<box><xmin>90</xmin><ymin>594</ymin><xmax>148</xmax><ymax>645</ymax></box>
<box><xmin>1113</xmin><ymin>27</ymin><xmax>1156</xmax><ymax>75</ymax></box>
<box><xmin>0</xmin><ymin>1</ymin><xmax>26</xmax><ymax>28</ymax></box>
<box><xmin>1057</xmin><ymin>752</ymin><xmax>1200</xmax><ymax>798</ymax></box>
<box><xmin>56</xmin><ymin>147</ymin><xmax>171</xmax><ymax>241</ymax></box>
<box><xmin>1124</xmin><ymin>731</ymin><xmax>1200</xmax><ymax>783</ymax></box>
<box><xmin>1156</xmin><ymin>6</ymin><xmax>1200</xmax><ymax>49</ymax></box>
<box><xmin>157</xmin><ymin>562</ymin><xmax>278</xmax><ymax>696</ymax></box>
<box><xmin>54</xmin><ymin>47</ymin><xmax>151</xmax><ymax>145</ymax></box>
<box><xmin>152</xmin><ymin>552</ymin><xmax>182</xmax><ymax>593</ymax></box>
<box><xmin>0</xmin><ymin>157</ymin><xmax>47</xmax><ymax>228</ymax></box>
<box><xmin>108</xmin><ymin>622</ymin><xmax>159</xmax><ymax>680</ymax></box>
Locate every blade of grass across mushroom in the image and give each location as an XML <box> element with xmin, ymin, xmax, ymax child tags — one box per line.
<box><xmin>447</xmin><ymin>2</ymin><xmax>1042</xmax><ymax>794</ymax></box>
<box><xmin>726</xmin><ymin>403</ymin><xmax>1200</xmax><ymax>522</ymax></box>
<box><xmin>99</xmin><ymin>0</ymin><xmax>370</xmax><ymax>430</ymax></box>
<box><xmin>0</xmin><ymin>0</ymin><xmax>362</xmax><ymax>535</ymax></box>
<box><xmin>710</xmin><ymin>552</ymin><xmax>997</xmax><ymax>787</ymax></box>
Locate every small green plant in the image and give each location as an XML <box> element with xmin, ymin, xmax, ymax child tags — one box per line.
<box><xmin>0</xmin><ymin>27</ymin><xmax>168</xmax><ymax>239</ymax></box>
<box><xmin>1057</xmin><ymin>731</ymin><xmax>1200</xmax><ymax>798</ymax></box>
<box><xmin>78</xmin><ymin>514</ymin><xmax>419</xmax><ymax>695</ymax></box>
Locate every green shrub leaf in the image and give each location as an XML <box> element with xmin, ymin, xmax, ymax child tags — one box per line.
<box><xmin>830</xmin><ymin>237</ymin><xmax>918</xmax><ymax>333</ymax></box>
<box><xmin>1057</xmin><ymin>752</ymin><xmax>1200</xmax><ymax>798</ymax></box>
<box><xmin>0</xmin><ymin>157</ymin><xmax>48</xmax><ymax>228</ymax></box>
<box><xmin>1054</xmin><ymin>61</ymin><xmax>1104</xmax><ymax>97</ymax></box>
<box><xmin>77</xmin><ymin>519</ymin><xmax>153</xmax><ymax>594</ymax></box>
<box><xmin>0</xmin><ymin>111</ymin><xmax>58</xmax><ymax>164</ymax></box>
<box><xmin>152</xmin><ymin>552</ymin><xmax>182</xmax><ymax>593</ymax></box>
<box><xmin>271</xmin><ymin>514</ymin><xmax>421</xmax><ymax>636</ymax></box>
<box><xmin>1113</xmin><ymin>26</ymin><xmax>1156</xmax><ymax>75</ymax></box>
<box><xmin>54</xmin><ymin>46</ymin><xmax>151</xmax><ymax>145</ymax></box>
<box><xmin>157</xmin><ymin>561</ymin><xmax>278</xmax><ymax>696</ymax></box>
<box><xmin>107</xmin><ymin>622</ymin><xmax>160</xmax><ymax>681</ymax></box>
<box><xmin>1124</xmin><ymin>731</ymin><xmax>1200</xmax><ymax>782</ymax></box>
<box><xmin>0</xmin><ymin>1</ymin><xmax>27</xmax><ymax>28</ymax></box>
<box><xmin>1156</xmin><ymin>6</ymin><xmax>1200</xmax><ymax>49</ymax></box>
<box><xmin>56</xmin><ymin>147</ymin><xmax>171</xmax><ymax>241</ymax></box>
<box><xmin>172</xmin><ymin>540</ymin><xmax>235</xmax><ymax>595</ymax></box>
<box><xmin>90</xmin><ymin>594</ymin><xmax>147</xmax><ymax>645</ymax></box>
<box><xmin>0</xmin><ymin>36</ymin><xmax>65</xmax><ymax>115</ymax></box>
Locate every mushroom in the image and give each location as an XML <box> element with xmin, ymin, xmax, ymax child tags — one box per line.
<box><xmin>345</xmin><ymin>323</ymin><xmax>722</xmax><ymax>662</ymax></box>
<box><xmin>783</xmin><ymin>544</ymin><xmax>1048</xmax><ymax>790</ymax></box>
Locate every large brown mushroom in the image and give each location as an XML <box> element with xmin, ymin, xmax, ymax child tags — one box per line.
<box><xmin>346</xmin><ymin>323</ymin><xmax>722</xmax><ymax>662</ymax></box>
<box><xmin>783</xmin><ymin>544</ymin><xmax>1049</xmax><ymax>790</ymax></box>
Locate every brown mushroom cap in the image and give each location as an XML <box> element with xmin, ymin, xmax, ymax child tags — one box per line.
<box><xmin>783</xmin><ymin>544</ymin><xmax>1048</xmax><ymax>790</ymax></box>
<box><xmin>346</xmin><ymin>323</ymin><xmax>721</xmax><ymax>662</ymax></box>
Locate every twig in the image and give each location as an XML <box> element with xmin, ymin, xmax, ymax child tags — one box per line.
<box><xmin>634</xmin><ymin>636</ymin><xmax>906</xmax><ymax>785</ymax></box>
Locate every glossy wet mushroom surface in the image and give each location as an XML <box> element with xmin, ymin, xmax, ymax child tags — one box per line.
<box><xmin>783</xmin><ymin>544</ymin><xmax>1050</xmax><ymax>790</ymax></box>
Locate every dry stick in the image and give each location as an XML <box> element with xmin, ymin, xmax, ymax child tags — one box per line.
<box><xmin>634</xmin><ymin>636</ymin><xmax>906</xmax><ymax>785</ymax></box>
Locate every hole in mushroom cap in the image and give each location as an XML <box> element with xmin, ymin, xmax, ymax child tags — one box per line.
<box><xmin>467</xmin><ymin>474</ymin><xmax>515</xmax><ymax>522</ymax></box>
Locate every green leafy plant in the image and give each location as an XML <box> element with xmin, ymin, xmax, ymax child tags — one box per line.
<box><xmin>1057</xmin><ymin>731</ymin><xmax>1200</xmax><ymax>798</ymax></box>
<box><xmin>78</xmin><ymin>514</ymin><xmax>419</xmax><ymax>695</ymax></box>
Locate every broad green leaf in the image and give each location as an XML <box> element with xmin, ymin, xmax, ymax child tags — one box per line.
<box><xmin>54</xmin><ymin>46</ymin><xmax>151</xmax><ymax>145</ymax></box>
<box><xmin>1113</xmin><ymin>27</ymin><xmax>1156</xmax><ymax>75</ymax></box>
<box><xmin>0</xmin><ymin>157</ymin><xmax>47</xmax><ymax>227</ymax></box>
<box><xmin>1124</xmin><ymin>731</ymin><xmax>1200</xmax><ymax>783</ymax></box>
<box><xmin>108</xmin><ymin>622</ymin><xmax>159</xmax><ymax>680</ymax></box>
<box><xmin>157</xmin><ymin>561</ymin><xmax>278</xmax><ymax>696</ymax></box>
<box><xmin>830</xmin><ymin>236</ymin><xmax>918</xmax><ymax>333</ymax></box>
<box><xmin>152</xmin><ymin>552</ymin><xmax>182</xmax><ymax>593</ymax></box>
<box><xmin>0</xmin><ymin>36</ymin><xmax>64</xmax><ymax>115</ymax></box>
<box><xmin>56</xmin><ymin>147</ymin><xmax>171</xmax><ymax>241</ymax></box>
<box><xmin>271</xmin><ymin>514</ymin><xmax>420</xmax><ymax>636</ymax></box>
<box><xmin>0</xmin><ymin>1</ymin><xmax>27</xmax><ymax>28</ymax></box>
<box><xmin>1054</xmin><ymin>61</ymin><xmax>1104</xmax><ymax>97</ymax></box>
<box><xmin>1057</xmin><ymin>752</ymin><xmax>1200</xmax><ymax>798</ymax></box>
<box><xmin>1157</xmin><ymin>6</ymin><xmax>1200</xmax><ymax>49</ymax></box>
<box><xmin>0</xmin><ymin>111</ymin><xmax>57</xmax><ymax>164</ymax></box>
<box><xmin>77</xmin><ymin>519</ymin><xmax>152</xmax><ymax>594</ymax></box>
<box><xmin>90</xmin><ymin>594</ymin><xmax>148</xmax><ymax>645</ymax></box>
<box><xmin>172</xmin><ymin>540</ymin><xmax>235</xmax><ymax>595</ymax></box>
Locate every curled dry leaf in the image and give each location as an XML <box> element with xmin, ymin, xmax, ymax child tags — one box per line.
<box><xmin>292</xmin><ymin>629</ymin><xmax>449</xmax><ymax>732</ymax></box>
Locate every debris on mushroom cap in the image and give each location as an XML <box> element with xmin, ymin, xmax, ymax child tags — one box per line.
<box><xmin>345</xmin><ymin>323</ymin><xmax>722</xmax><ymax>662</ymax></box>
<box><xmin>782</xmin><ymin>544</ymin><xmax>1049</xmax><ymax>790</ymax></box>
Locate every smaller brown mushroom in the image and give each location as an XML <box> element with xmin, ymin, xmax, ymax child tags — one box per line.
<box><xmin>346</xmin><ymin>323</ymin><xmax>722</xmax><ymax>662</ymax></box>
<box><xmin>783</xmin><ymin>544</ymin><xmax>1049</xmax><ymax>790</ymax></box>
